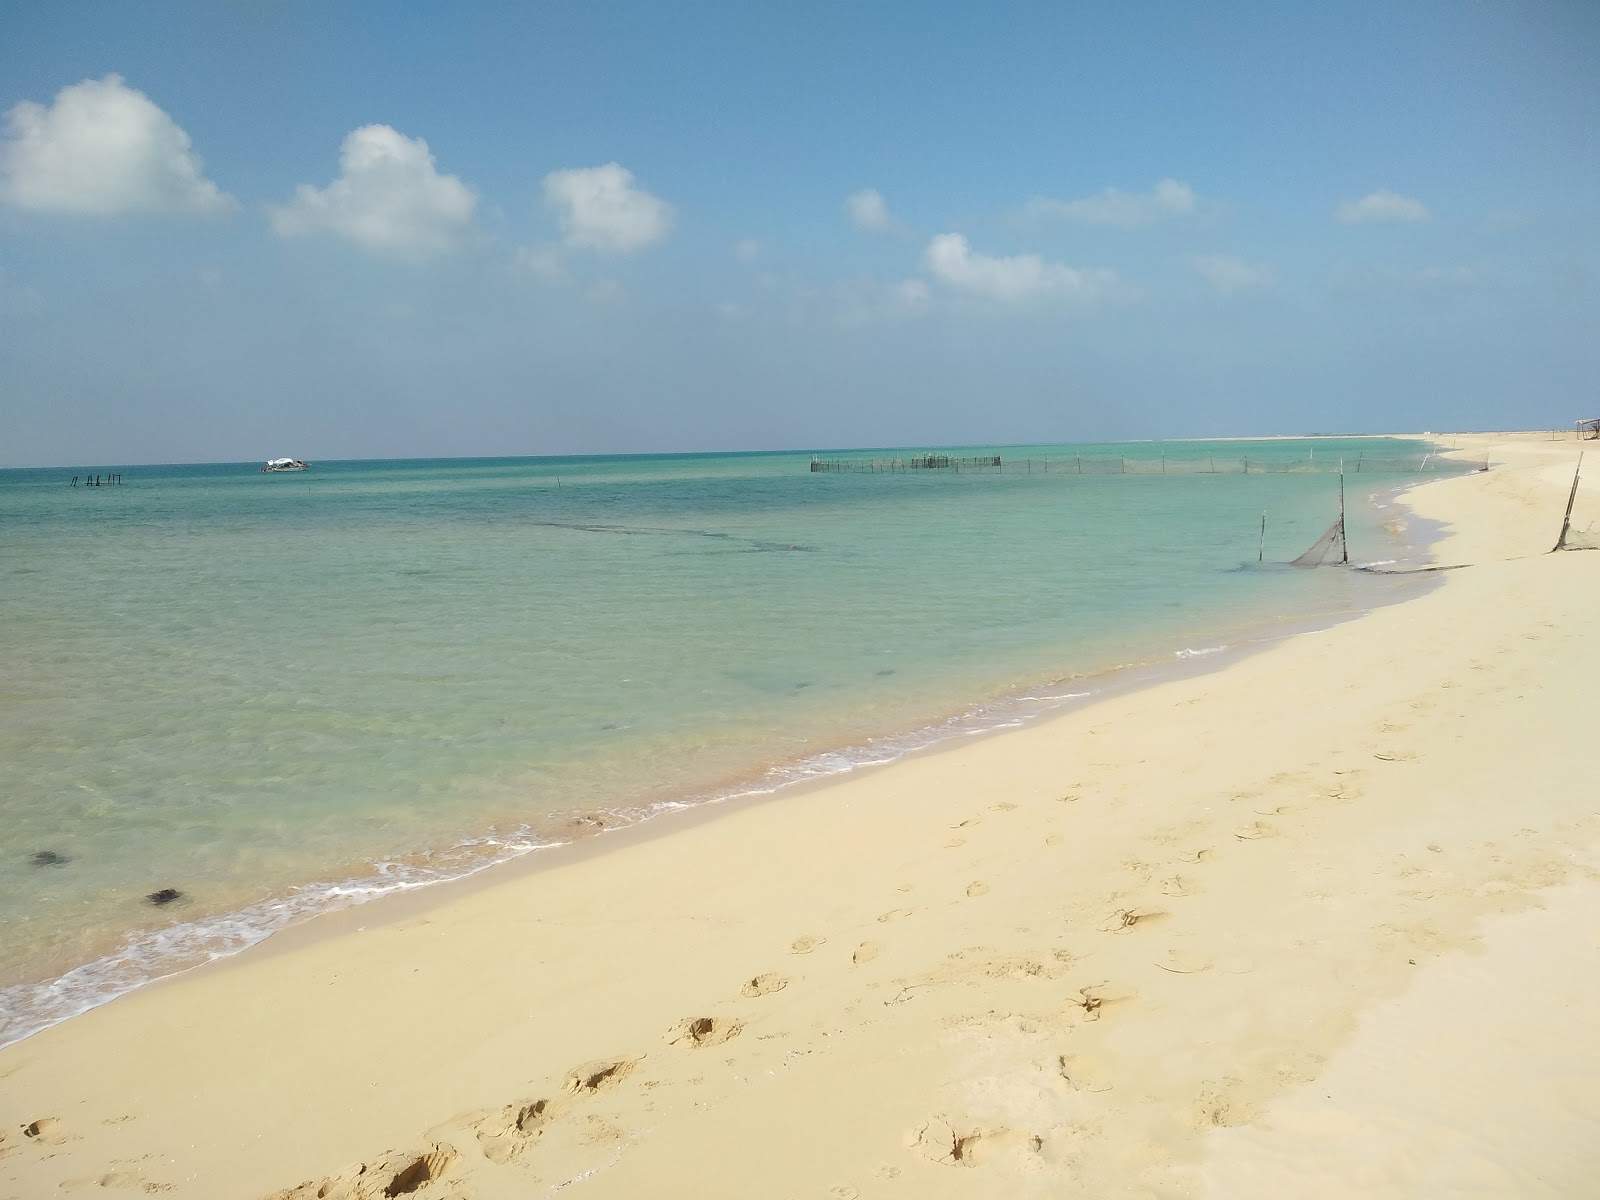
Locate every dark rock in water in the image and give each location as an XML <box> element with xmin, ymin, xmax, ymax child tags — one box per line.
<box><xmin>30</xmin><ymin>850</ymin><xmax>69</xmax><ymax>867</ymax></box>
<box><xmin>147</xmin><ymin>888</ymin><xmax>183</xmax><ymax>906</ymax></box>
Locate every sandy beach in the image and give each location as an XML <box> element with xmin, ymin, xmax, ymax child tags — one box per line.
<box><xmin>2</xmin><ymin>432</ymin><xmax>1597</xmax><ymax>1199</ymax></box>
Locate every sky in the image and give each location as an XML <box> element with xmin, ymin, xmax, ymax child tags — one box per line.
<box><xmin>0</xmin><ymin>1</ymin><xmax>1596</xmax><ymax>467</ymax></box>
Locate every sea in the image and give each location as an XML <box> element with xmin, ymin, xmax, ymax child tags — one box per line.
<box><xmin>0</xmin><ymin>437</ymin><xmax>1456</xmax><ymax>1046</ymax></box>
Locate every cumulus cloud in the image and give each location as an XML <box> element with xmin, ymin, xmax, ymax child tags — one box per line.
<box><xmin>270</xmin><ymin>124</ymin><xmax>477</xmax><ymax>260</ymax></box>
<box><xmin>1336</xmin><ymin>189</ymin><xmax>1429</xmax><ymax>224</ymax></box>
<box><xmin>1025</xmin><ymin>179</ymin><xmax>1196</xmax><ymax>227</ymax></box>
<box><xmin>1188</xmin><ymin>254</ymin><xmax>1275</xmax><ymax>294</ymax></box>
<box><xmin>0</xmin><ymin>74</ymin><xmax>234</xmax><ymax>216</ymax></box>
<box><xmin>924</xmin><ymin>233</ymin><xmax>1119</xmax><ymax>305</ymax></box>
<box><xmin>847</xmin><ymin>188</ymin><xmax>893</xmax><ymax>233</ymax></box>
<box><xmin>543</xmin><ymin>163</ymin><xmax>672</xmax><ymax>253</ymax></box>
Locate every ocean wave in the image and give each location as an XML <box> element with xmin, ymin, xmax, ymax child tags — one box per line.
<box><xmin>0</xmin><ymin>680</ymin><xmax>1102</xmax><ymax>1050</ymax></box>
<box><xmin>1174</xmin><ymin>645</ymin><xmax>1226</xmax><ymax>659</ymax></box>
<box><xmin>0</xmin><ymin>833</ymin><xmax>563</xmax><ymax>1050</ymax></box>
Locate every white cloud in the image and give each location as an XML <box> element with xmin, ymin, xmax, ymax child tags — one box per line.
<box><xmin>1336</xmin><ymin>189</ymin><xmax>1429</xmax><ymax>224</ymax></box>
<box><xmin>893</xmin><ymin>278</ymin><xmax>931</xmax><ymax>309</ymax></box>
<box><xmin>0</xmin><ymin>74</ymin><xmax>234</xmax><ymax>216</ymax></box>
<box><xmin>924</xmin><ymin>233</ymin><xmax>1120</xmax><ymax>305</ymax></box>
<box><xmin>543</xmin><ymin>163</ymin><xmax>672</xmax><ymax>253</ymax></box>
<box><xmin>735</xmin><ymin>238</ymin><xmax>763</xmax><ymax>262</ymax></box>
<box><xmin>514</xmin><ymin>242</ymin><xmax>567</xmax><ymax>281</ymax></box>
<box><xmin>1025</xmin><ymin>179</ymin><xmax>1196</xmax><ymax>227</ymax></box>
<box><xmin>270</xmin><ymin>124</ymin><xmax>477</xmax><ymax>260</ymax></box>
<box><xmin>847</xmin><ymin>188</ymin><xmax>893</xmax><ymax>233</ymax></box>
<box><xmin>1188</xmin><ymin>254</ymin><xmax>1275</xmax><ymax>294</ymax></box>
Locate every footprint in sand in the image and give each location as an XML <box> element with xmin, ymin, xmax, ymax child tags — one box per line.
<box><xmin>264</xmin><ymin>1144</ymin><xmax>458</xmax><ymax>1200</ymax></box>
<box><xmin>670</xmin><ymin>1016</ymin><xmax>743</xmax><ymax>1048</ymax></box>
<box><xmin>910</xmin><ymin>1119</ymin><xmax>1042</xmax><ymax>1168</ymax></box>
<box><xmin>965</xmin><ymin>881</ymin><xmax>990</xmax><ymax>898</ymax></box>
<box><xmin>1062</xmin><ymin>982</ymin><xmax>1135</xmax><ymax>1023</ymax></box>
<box><xmin>853</xmin><ymin>941</ymin><xmax>880</xmax><ymax>965</ymax></box>
<box><xmin>564</xmin><ymin>1057</ymin><xmax>640</xmax><ymax>1094</ymax></box>
<box><xmin>22</xmin><ymin>1117</ymin><xmax>70</xmax><ymax>1146</ymax></box>
<box><xmin>473</xmin><ymin>1098</ymin><xmax>564</xmax><ymax>1164</ymax></box>
<box><xmin>1057</xmin><ymin>1053</ymin><xmax>1114</xmax><ymax>1092</ymax></box>
<box><xmin>877</xmin><ymin>908</ymin><xmax>915</xmax><ymax>923</ymax></box>
<box><xmin>789</xmin><ymin>934</ymin><xmax>825</xmax><ymax>954</ymax></box>
<box><xmin>1153</xmin><ymin>948</ymin><xmax>1212</xmax><ymax>975</ymax></box>
<box><xmin>1193</xmin><ymin>1078</ymin><xmax>1258</xmax><ymax>1129</ymax></box>
<box><xmin>740</xmin><ymin>972</ymin><xmax>787</xmax><ymax>997</ymax></box>
<box><xmin>1100</xmin><ymin>907</ymin><xmax>1168</xmax><ymax>933</ymax></box>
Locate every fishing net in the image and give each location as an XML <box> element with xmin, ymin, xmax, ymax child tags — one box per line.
<box><xmin>1291</xmin><ymin>518</ymin><xmax>1348</xmax><ymax>567</ymax></box>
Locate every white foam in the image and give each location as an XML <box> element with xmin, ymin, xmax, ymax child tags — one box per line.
<box><xmin>0</xmin><ymin>676</ymin><xmax>1106</xmax><ymax>1050</ymax></box>
<box><xmin>1175</xmin><ymin>645</ymin><xmax>1226</xmax><ymax>659</ymax></box>
<box><xmin>0</xmin><ymin>833</ymin><xmax>561</xmax><ymax>1050</ymax></box>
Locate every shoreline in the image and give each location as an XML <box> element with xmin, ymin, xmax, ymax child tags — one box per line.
<box><xmin>0</xmin><ymin>463</ymin><xmax>1443</xmax><ymax>1050</ymax></box>
<box><xmin>3</xmin><ymin>431</ymin><xmax>1596</xmax><ymax>1198</ymax></box>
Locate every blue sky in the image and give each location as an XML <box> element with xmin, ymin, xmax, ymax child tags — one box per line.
<box><xmin>1</xmin><ymin>1</ymin><xmax>1595</xmax><ymax>466</ymax></box>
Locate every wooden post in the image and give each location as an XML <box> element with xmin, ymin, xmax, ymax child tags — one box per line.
<box><xmin>1339</xmin><ymin>462</ymin><xmax>1349</xmax><ymax>564</ymax></box>
<box><xmin>1552</xmin><ymin>453</ymin><xmax>1583</xmax><ymax>552</ymax></box>
<box><xmin>1259</xmin><ymin>511</ymin><xmax>1267</xmax><ymax>562</ymax></box>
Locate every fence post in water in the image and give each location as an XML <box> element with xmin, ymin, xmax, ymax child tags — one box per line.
<box><xmin>1161</xmin><ymin>450</ymin><xmax>1166</xmax><ymax>474</ymax></box>
<box><xmin>1121</xmin><ymin>457</ymin><xmax>1126</xmax><ymax>474</ymax></box>
<box><xmin>1243</xmin><ymin>459</ymin><xmax>1248</xmax><ymax>474</ymax></box>
<box><xmin>1356</xmin><ymin>452</ymin><xmax>1363</xmax><ymax>473</ymax></box>
<box><xmin>1259</xmin><ymin>511</ymin><xmax>1267</xmax><ymax>562</ymax></box>
<box><xmin>1076</xmin><ymin>454</ymin><xmax>1082</xmax><ymax>474</ymax></box>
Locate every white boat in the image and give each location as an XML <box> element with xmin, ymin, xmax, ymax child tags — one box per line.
<box><xmin>262</xmin><ymin>458</ymin><xmax>309</xmax><ymax>472</ymax></box>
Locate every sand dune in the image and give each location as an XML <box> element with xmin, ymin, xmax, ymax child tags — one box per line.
<box><xmin>2</xmin><ymin>432</ymin><xmax>1597</xmax><ymax>1199</ymax></box>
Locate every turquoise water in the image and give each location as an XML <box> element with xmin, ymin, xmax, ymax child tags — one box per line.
<box><xmin>0</xmin><ymin>438</ymin><xmax>1445</xmax><ymax>1043</ymax></box>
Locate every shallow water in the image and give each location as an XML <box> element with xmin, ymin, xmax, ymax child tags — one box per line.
<box><xmin>0</xmin><ymin>438</ymin><xmax>1446</xmax><ymax>1044</ymax></box>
